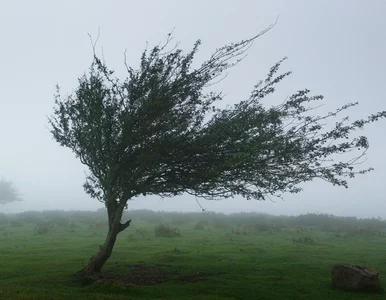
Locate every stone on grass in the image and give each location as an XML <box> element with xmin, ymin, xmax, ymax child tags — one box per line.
<box><xmin>331</xmin><ymin>264</ymin><xmax>380</xmax><ymax>291</ymax></box>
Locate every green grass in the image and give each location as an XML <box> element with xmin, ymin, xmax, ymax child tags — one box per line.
<box><xmin>0</xmin><ymin>212</ymin><xmax>385</xmax><ymax>299</ymax></box>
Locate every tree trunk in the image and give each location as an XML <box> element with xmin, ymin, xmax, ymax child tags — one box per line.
<box><xmin>74</xmin><ymin>202</ymin><xmax>131</xmax><ymax>278</ymax></box>
<box><xmin>75</xmin><ymin>227</ymin><xmax>119</xmax><ymax>277</ymax></box>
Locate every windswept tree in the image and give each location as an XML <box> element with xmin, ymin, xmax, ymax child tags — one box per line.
<box><xmin>0</xmin><ymin>178</ymin><xmax>22</xmax><ymax>204</ymax></box>
<box><xmin>48</xmin><ymin>27</ymin><xmax>386</xmax><ymax>277</ymax></box>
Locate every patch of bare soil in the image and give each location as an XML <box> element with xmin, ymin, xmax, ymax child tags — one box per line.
<box><xmin>177</xmin><ymin>271</ymin><xmax>226</xmax><ymax>283</ymax></box>
<box><xmin>97</xmin><ymin>264</ymin><xmax>167</xmax><ymax>286</ymax></box>
<box><xmin>83</xmin><ymin>264</ymin><xmax>226</xmax><ymax>288</ymax></box>
<box><xmin>127</xmin><ymin>264</ymin><xmax>167</xmax><ymax>285</ymax></box>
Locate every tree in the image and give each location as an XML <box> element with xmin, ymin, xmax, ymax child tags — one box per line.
<box><xmin>48</xmin><ymin>28</ymin><xmax>386</xmax><ymax>277</ymax></box>
<box><xmin>0</xmin><ymin>179</ymin><xmax>22</xmax><ymax>204</ymax></box>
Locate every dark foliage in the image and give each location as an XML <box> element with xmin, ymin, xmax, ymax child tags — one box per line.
<box><xmin>49</xmin><ymin>32</ymin><xmax>385</xmax><ymax>209</ymax></box>
<box><xmin>47</xmin><ymin>28</ymin><xmax>385</xmax><ymax>274</ymax></box>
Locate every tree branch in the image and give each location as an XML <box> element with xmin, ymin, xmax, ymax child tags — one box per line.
<box><xmin>119</xmin><ymin>220</ymin><xmax>132</xmax><ymax>232</ymax></box>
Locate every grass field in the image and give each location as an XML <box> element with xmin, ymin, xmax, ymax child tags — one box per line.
<box><xmin>0</xmin><ymin>210</ymin><xmax>385</xmax><ymax>299</ymax></box>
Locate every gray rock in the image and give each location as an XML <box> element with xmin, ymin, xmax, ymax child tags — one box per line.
<box><xmin>331</xmin><ymin>264</ymin><xmax>380</xmax><ymax>291</ymax></box>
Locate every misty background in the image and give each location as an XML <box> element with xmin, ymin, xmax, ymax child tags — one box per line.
<box><xmin>0</xmin><ymin>1</ymin><xmax>385</xmax><ymax>217</ymax></box>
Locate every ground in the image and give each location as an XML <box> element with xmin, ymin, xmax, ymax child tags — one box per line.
<box><xmin>0</xmin><ymin>210</ymin><xmax>385</xmax><ymax>299</ymax></box>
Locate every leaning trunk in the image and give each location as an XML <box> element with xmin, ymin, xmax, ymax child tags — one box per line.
<box><xmin>75</xmin><ymin>201</ymin><xmax>131</xmax><ymax>278</ymax></box>
<box><xmin>75</xmin><ymin>226</ymin><xmax>120</xmax><ymax>277</ymax></box>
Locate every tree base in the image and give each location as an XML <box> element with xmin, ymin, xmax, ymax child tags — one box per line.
<box><xmin>73</xmin><ymin>255</ymin><xmax>104</xmax><ymax>285</ymax></box>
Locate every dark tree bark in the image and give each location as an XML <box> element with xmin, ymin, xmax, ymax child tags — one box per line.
<box><xmin>75</xmin><ymin>202</ymin><xmax>131</xmax><ymax>277</ymax></box>
<box><xmin>76</xmin><ymin>227</ymin><xmax>119</xmax><ymax>276</ymax></box>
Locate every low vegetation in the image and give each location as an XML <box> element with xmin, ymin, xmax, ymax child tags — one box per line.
<box><xmin>0</xmin><ymin>209</ymin><xmax>385</xmax><ymax>299</ymax></box>
<box><xmin>154</xmin><ymin>224</ymin><xmax>181</xmax><ymax>238</ymax></box>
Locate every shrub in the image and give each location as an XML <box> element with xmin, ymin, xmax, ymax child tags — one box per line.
<box><xmin>89</xmin><ymin>222</ymin><xmax>107</xmax><ymax>230</ymax></box>
<box><xmin>346</xmin><ymin>227</ymin><xmax>382</xmax><ymax>237</ymax></box>
<box><xmin>0</xmin><ymin>213</ymin><xmax>8</xmax><ymax>225</ymax></box>
<box><xmin>64</xmin><ymin>222</ymin><xmax>77</xmax><ymax>232</ymax></box>
<box><xmin>170</xmin><ymin>213</ymin><xmax>190</xmax><ymax>225</ymax></box>
<box><xmin>200</xmin><ymin>237</ymin><xmax>210</xmax><ymax>245</ymax></box>
<box><xmin>10</xmin><ymin>220</ymin><xmax>23</xmax><ymax>227</ymax></box>
<box><xmin>194</xmin><ymin>221</ymin><xmax>206</xmax><ymax>230</ymax></box>
<box><xmin>333</xmin><ymin>233</ymin><xmax>348</xmax><ymax>238</ymax></box>
<box><xmin>197</xmin><ymin>218</ymin><xmax>209</xmax><ymax>225</ymax></box>
<box><xmin>251</xmin><ymin>223</ymin><xmax>272</xmax><ymax>232</ymax></box>
<box><xmin>292</xmin><ymin>236</ymin><xmax>319</xmax><ymax>244</ymax></box>
<box><xmin>133</xmin><ymin>227</ymin><xmax>148</xmax><ymax>238</ymax></box>
<box><xmin>52</xmin><ymin>217</ymin><xmax>69</xmax><ymax>227</ymax></box>
<box><xmin>154</xmin><ymin>224</ymin><xmax>180</xmax><ymax>238</ymax></box>
<box><xmin>213</xmin><ymin>218</ymin><xmax>229</xmax><ymax>229</ymax></box>
<box><xmin>17</xmin><ymin>211</ymin><xmax>43</xmax><ymax>224</ymax></box>
<box><xmin>231</xmin><ymin>227</ymin><xmax>248</xmax><ymax>236</ymax></box>
<box><xmin>34</xmin><ymin>222</ymin><xmax>51</xmax><ymax>235</ymax></box>
<box><xmin>129</xmin><ymin>210</ymin><xmax>164</xmax><ymax>224</ymax></box>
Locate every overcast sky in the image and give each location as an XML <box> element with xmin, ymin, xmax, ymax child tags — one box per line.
<box><xmin>0</xmin><ymin>0</ymin><xmax>385</xmax><ymax>218</ymax></box>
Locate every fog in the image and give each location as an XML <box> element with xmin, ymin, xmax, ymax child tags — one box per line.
<box><xmin>0</xmin><ymin>0</ymin><xmax>385</xmax><ymax>218</ymax></box>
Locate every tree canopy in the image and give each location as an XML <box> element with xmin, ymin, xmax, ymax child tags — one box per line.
<box><xmin>48</xmin><ymin>29</ymin><xmax>386</xmax><ymax>276</ymax></box>
<box><xmin>0</xmin><ymin>179</ymin><xmax>22</xmax><ymax>204</ymax></box>
<box><xmin>49</xmin><ymin>33</ymin><xmax>386</xmax><ymax>206</ymax></box>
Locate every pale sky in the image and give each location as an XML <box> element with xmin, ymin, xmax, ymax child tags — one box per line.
<box><xmin>0</xmin><ymin>0</ymin><xmax>385</xmax><ymax>218</ymax></box>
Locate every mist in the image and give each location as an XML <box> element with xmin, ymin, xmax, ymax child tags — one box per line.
<box><xmin>0</xmin><ymin>0</ymin><xmax>385</xmax><ymax>218</ymax></box>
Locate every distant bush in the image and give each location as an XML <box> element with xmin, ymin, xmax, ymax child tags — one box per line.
<box><xmin>294</xmin><ymin>213</ymin><xmax>386</xmax><ymax>234</ymax></box>
<box><xmin>295</xmin><ymin>226</ymin><xmax>313</xmax><ymax>233</ymax></box>
<box><xmin>1</xmin><ymin>210</ymin><xmax>386</xmax><ymax>236</ymax></box>
<box><xmin>213</xmin><ymin>218</ymin><xmax>229</xmax><ymax>229</ymax></box>
<box><xmin>154</xmin><ymin>224</ymin><xmax>180</xmax><ymax>238</ymax></box>
<box><xmin>10</xmin><ymin>220</ymin><xmax>23</xmax><ymax>227</ymax></box>
<box><xmin>128</xmin><ymin>210</ymin><xmax>164</xmax><ymax>224</ymax></box>
<box><xmin>230</xmin><ymin>227</ymin><xmax>248</xmax><ymax>236</ymax></box>
<box><xmin>80</xmin><ymin>218</ymin><xmax>100</xmax><ymax>226</ymax></box>
<box><xmin>251</xmin><ymin>223</ymin><xmax>271</xmax><ymax>232</ymax></box>
<box><xmin>333</xmin><ymin>232</ymin><xmax>348</xmax><ymax>238</ymax></box>
<box><xmin>56</xmin><ymin>210</ymin><xmax>105</xmax><ymax>223</ymax></box>
<box><xmin>95</xmin><ymin>207</ymin><xmax>107</xmax><ymax>216</ymax></box>
<box><xmin>89</xmin><ymin>222</ymin><xmax>107</xmax><ymax>230</ymax></box>
<box><xmin>196</xmin><ymin>218</ymin><xmax>209</xmax><ymax>225</ymax></box>
<box><xmin>200</xmin><ymin>237</ymin><xmax>210</xmax><ymax>245</ymax></box>
<box><xmin>52</xmin><ymin>217</ymin><xmax>69</xmax><ymax>227</ymax></box>
<box><xmin>0</xmin><ymin>213</ymin><xmax>8</xmax><ymax>225</ymax></box>
<box><xmin>346</xmin><ymin>227</ymin><xmax>383</xmax><ymax>237</ymax></box>
<box><xmin>170</xmin><ymin>213</ymin><xmax>190</xmax><ymax>225</ymax></box>
<box><xmin>292</xmin><ymin>236</ymin><xmax>319</xmax><ymax>244</ymax></box>
<box><xmin>133</xmin><ymin>227</ymin><xmax>148</xmax><ymax>238</ymax></box>
<box><xmin>190</xmin><ymin>212</ymin><xmax>211</xmax><ymax>224</ymax></box>
<box><xmin>64</xmin><ymin>222</ymin><xmax>77</xmax><ymax>232</ymax></box>
<box><xmin>194</xmin><ymin>221</ymin><xmax>206</xmax><ymax>230</ymax></box>
<box><xmin>16</xmin><ymin>211</ymin><xmax>43</xmax><ymax>224</ymax></box>
<box><xmin>34</xmin><ymin>222</ymin><xmax>51</xmax><ymax>235</ymax></box>
<box><xmin>229</xmin><ymin>212</ymin><xmax>271</xmax><ymax>227</ymax></box>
